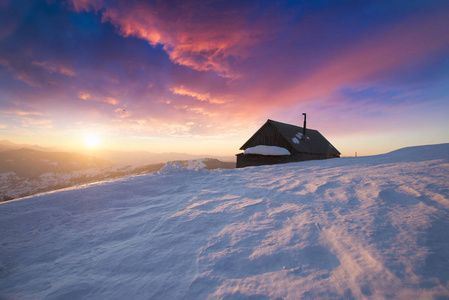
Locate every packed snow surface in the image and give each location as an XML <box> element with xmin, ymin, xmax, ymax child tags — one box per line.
<box><xmin>1</xmin><ymin>144</ymin><xmax>449</xmax><ymax>299</ymax></box>
<box><xmin>244</xmin><ymin>145</ymin><xmax>291</xmax><ymax>156</ymax></box>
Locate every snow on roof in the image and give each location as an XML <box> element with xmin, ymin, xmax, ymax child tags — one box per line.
<box><xmin>294</xmin><ymin>132</ymin><xmax>310</xmax><ymax>140</ymax></box>
<box><xmin>1</xmin><ymin>143</ymin><xmax>449</xmax><ymax>299</ymax></box>
<box><xmin>244</xmin><ymin>145</ymin><xmax>291</xmax><ymax>156</ymax></box>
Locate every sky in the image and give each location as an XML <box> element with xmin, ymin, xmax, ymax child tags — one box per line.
<box><xmin>0</xmin><ymin>0</ymin><xmax>448</xmax><ymax>157</ymax></box>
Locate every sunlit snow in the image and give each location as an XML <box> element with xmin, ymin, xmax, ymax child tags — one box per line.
<box><xmin>1</xmin><ymin>144</ymin><xmax>449</xmax><ymax>299</ymax></box>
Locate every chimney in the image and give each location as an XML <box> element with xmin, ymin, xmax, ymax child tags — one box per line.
<box><xmin>302</xmin><ymin>113</ymin><xmax>307</xmax><ymax>140</ymax></box>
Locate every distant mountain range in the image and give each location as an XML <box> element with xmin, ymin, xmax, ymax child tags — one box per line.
<box><xmin>0</xmin><ymin>140</ymin><xmax>59</xmax><ymax>152</ymax></box>
<box><xmin>0</xmin><ymin>140</ymin><xmax>235</xmax><ymax>166</ymax></box>
<box><xmin>0</xmin><ymin>140</ymin><xmax>235</xmax><ymax>201</ymax></box>
<box><xmin>0</xmin><ymin>148</ymin><xmax>113</xmax><ymax>178</ymax></box>
<box><xmin>86</xmin><ymin>149</ymin><xmax>235</xmax><ymax>166</ymax></box>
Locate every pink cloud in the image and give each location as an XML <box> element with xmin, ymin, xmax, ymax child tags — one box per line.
<box><xmin>78</xmin><ymin>91</ymin><xmax>120</xmax><ymax>105</ymax></box>
<box><xmin>3</xmin><ymin>109</ymin><xmax>44</xmax><ymax>116</ymax></box>
<box><xmin>71</xmin><ymin>0</ymin><xmax>276</xmax><ymax>76</ymax></box>
<box><xmin>2</xmin><ymin>109</ymin><xmax>53</xmax><ymax>129</ymax></box>
<box><xmin>170</xmin><ymin>85</ymin><xmax>226</xmax><ymax>104</ymax></box>
<box><xmin>70</xmin><ymin>0</ymin><xmax>103</xmax><ymax>12</ymax></box>
<box><xmin>32</xmin><ymin>61</ymin><xmax>76</xmax><ymax>77</ymax></box>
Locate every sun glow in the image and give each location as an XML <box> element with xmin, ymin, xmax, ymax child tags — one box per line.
<box><xmin>83</xmin><ymin>133</ymin><xmax>101</xmax><ymax>148</ymax></box>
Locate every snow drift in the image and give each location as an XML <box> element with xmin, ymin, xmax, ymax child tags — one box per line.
<box><xmin>1</xmin><ymin>144</ymin><xmax>449</xmax><ymax>299</ymax></box>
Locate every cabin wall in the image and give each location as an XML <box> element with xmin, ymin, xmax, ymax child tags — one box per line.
<box><xmin>236</xmin><ymin>153</ymin><xmax>339</xmax><ymax>168</ymax></box>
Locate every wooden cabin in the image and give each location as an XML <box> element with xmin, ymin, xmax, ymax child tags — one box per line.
<box><xmin>236</xmin><ymin>118</ymin><xmax>340</xmax><ymax>168</ymax></box>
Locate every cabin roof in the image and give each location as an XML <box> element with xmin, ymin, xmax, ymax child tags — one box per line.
<box><xmin>240</xmin><ymin>119</ymin><xmax>340</xmax><ymax>156</ymax></box>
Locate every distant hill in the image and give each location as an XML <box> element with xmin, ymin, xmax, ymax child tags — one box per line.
<box><xmin>0</xmin><ymin>140</ymin><xmax>59</xmax><ymax>152</ymax></box>
<box><xmin>85</xmin><ymin>149</ymin><xmax>235</xmax><ymax>166</ymax></box>
<box><xmin>0</xmin><ymin>148</ymin><xmax>113</xmax><ymax>178</ymax></box>
<box><xmin>0</xmin><ymin>147</ymin><xmax>235</xmax><ymax>201</ymax></box>
<box><xmin>0</xmin><ymin>140</ymin><xmax>235</xmax><ymax>166</ymax></box>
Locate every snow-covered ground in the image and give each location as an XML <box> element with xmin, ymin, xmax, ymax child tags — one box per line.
<box><xmin>1</xmin><ymin>144</ymin><xmax>449</xmax><ymax>299</ymax></box>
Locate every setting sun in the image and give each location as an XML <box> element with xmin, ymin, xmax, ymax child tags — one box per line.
<box><xmin>83</xmin><ymin>133</ymin><xmax>101</xmax><ymax>148</ymax></box>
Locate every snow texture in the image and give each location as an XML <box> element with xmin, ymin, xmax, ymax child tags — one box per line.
<box><xmin>1</xmin><ymin>143</ymin><xmax>449</xmax><ymax>299</ymax></box>
<box><xmin>244</xmin><ymin>145</ymin><xmax>291</xmax><ymax>156</ymax></box>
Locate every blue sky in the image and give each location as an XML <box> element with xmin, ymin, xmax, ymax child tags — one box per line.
<box><xmin>0</xmin><ymin>0</ymin><xmax>448</xmax><ymax>155</ymax></box>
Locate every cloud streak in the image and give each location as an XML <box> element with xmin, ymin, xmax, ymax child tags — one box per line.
<box><xmin>72</xmin><ymin>0</ymin><xmax>281</xmax><ymax>76</ymax></box>
<box><xmin>303</xmin><ymin>8</ymin><xmax>449</xmax><ymax>93</ymax></box>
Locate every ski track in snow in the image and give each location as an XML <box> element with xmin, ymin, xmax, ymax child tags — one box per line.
<box><xmin>1</xmin><ymin>144</ymin><xmax>449</xmax><ymax>299</ymax></box>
